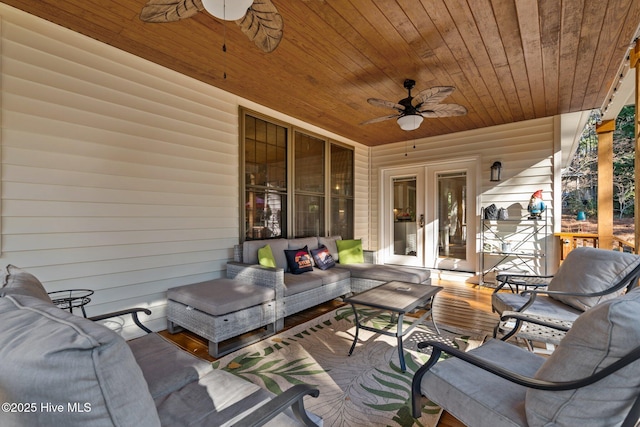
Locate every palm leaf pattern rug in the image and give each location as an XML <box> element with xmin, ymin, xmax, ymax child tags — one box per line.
<box><xmin>212</xmin><ymin>306</ymin><xmax>485</xmax><ymax>427</ymax></box>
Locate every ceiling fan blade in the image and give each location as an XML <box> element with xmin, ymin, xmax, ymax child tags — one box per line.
<box><xmin>413</xmin><ymin>86</ymin><xmax>455</xmax><ymax>108</ymax></box>
<box><xmin>367</xmin><ymin>98</ymin><xmax>405</xmax><ymax>112</ymax></box>
<box><xmin>360</xmin><ymin>114</ymin><xmax>400</xmax><ymax>125</ymax></box>
<box><xmin>236</xmin><ymin>0</ymin><xmax>283</xmax><ymax>53</ymax></box>
<box><xmin>140</xmin><ymin>0</ymin><xmax>203</xmax><ymax>23</ymax></box>
<box><xmin>418</xmin><ymin>103</ymin><xmax>468</xmax><ymax>117</ymax></box>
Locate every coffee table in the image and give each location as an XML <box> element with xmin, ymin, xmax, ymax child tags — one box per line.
<box><xmin>345</xmin><ymin>280</ymin><xmax>443</xmax><ymax>372</ymax></box>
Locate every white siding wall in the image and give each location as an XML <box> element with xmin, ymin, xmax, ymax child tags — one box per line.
<box><xmin>0</xmin><ymin>6</ymin><xmax>368</xmax><ymax>337</ymax></box>
<box><xmin>371</xmin><ymin>117</ymin><xmax>557</xmax><ymax>275</ymax></box>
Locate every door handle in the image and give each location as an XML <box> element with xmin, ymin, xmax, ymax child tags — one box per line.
<box><xmin>419</xmin><ymin>214</ymin><xmax>425</xmax><ymax>228</ymax></box>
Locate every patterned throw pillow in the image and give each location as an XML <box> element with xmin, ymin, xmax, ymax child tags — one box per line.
<box><xmin>310</xmin><ymin>245</ymin><xmax>336</xmax><ymax>270</ymax></box>
<box><xmin>284</xmin><ymin>246</ymin><xmax>314</xmax><ymax>274</ymax></box>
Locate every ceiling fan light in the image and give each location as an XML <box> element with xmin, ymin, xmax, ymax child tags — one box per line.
<box><xmin>201</xmin><ymin>0</ymin><xmax>253</xmax><ymax>21</ymax></box>
<box><xmin>397</xmin><ymin>114</ymin><xmax>423</xmax><ymax>131</ymax></box>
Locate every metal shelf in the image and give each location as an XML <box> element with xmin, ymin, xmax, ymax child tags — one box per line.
<box><xmin>480</xmin><ymin>208</ymin><xmax>548</xmax><ymax>286</ymax></box>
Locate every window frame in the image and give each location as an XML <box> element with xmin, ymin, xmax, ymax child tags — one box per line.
<box><xmin>240</xmin><ymin>108</ymin><xmax>354</xmax><ymax>241</ymax></box>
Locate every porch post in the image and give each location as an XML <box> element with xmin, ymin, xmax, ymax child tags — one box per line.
<box><xmin>631</xmin><ymin>39</ymin><xmax>640</xmax><ymax>254</ymax></box>
<box><xmin>596</xmin><ymin>120</ymin><xmax>614</xmax><ymax>250</ymax></box>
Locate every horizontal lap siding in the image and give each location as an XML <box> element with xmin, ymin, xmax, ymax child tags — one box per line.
<box><xmin>370</xmin><ymin>117</ymin><xmax>556</xmax><ymax>273</ymax></box>
<box><xmin>1</xmin><ymin>9</ymin><xmax>239</xmax><ymax>337</ymax></box>
<box><xmin>0</xmin><ymin>6</ymin><xmax>369</xmax><ymax>337</ymax></box>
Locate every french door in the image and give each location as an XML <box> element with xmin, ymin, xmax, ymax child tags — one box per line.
<box><xmin>382</xmin><ymin>158</ymin><xmax>478</xmax><ymax>271</ymax></box>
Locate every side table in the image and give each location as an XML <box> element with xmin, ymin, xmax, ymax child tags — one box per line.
<box><xmin>47</xmin><ymin>289</ymin><xmax>94</xmax><ymax>317</ymax></box>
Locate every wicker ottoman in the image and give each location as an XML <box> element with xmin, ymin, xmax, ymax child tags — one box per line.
<box><xmin>166</xmin><ymin>278</ymin><xmax>276</xmax><ymax>357</ymax></box>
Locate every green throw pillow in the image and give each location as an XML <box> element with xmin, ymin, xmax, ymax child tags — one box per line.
<box><xmin>257</xmin><ymin>244</ymin><xmax>277</xmax><ymax>268</ymax></box>
<box><xmin>336</xmin><ymin>239</ymin><xmax>364</xmax><ymax>264</ymax></box>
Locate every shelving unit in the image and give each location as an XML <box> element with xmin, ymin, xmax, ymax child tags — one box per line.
<box><xmin>480</xmin><ymin>207</ymin><xmax>548</xmax><ymax>286</ymax></box>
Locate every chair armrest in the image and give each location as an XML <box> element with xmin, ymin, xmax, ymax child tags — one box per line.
<box><xmin>232</xmin><ymin>384</ymin><xmax>320</xmax><ymax>427</ymax></box>
<box><xmin>493</xmin><ymin>274</ymin><xmax>554</xmax><ymax>293</ymax></box>
<box><xmin>89</xmin><ymin>308</ymin><xmax>152</xmax><ymax>333</ymax></box>
<box><xmin>498</xmin><ymin>310</ymin><xmax>572</xmax><ymax>341</ymax></box>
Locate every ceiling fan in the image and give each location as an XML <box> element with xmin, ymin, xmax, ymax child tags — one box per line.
<box><xmin>361</xmin><ymin>79</ymin><xmax>467</xmax><ymax>131</ymax></box>
<box><xmin>139</xmin><ymin>0</ymin><xmax>283</xmax><ymax>53</ymax></box>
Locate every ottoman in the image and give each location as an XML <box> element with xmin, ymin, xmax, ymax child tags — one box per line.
<box><xmin>166</xmin><ymin>278</ymin><xmax>276</xmax><ymax>357</ymax></box>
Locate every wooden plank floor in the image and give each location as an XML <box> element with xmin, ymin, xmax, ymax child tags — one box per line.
<box><xmin>160</xmin><ymin>277</ymin><xmax>499</xmax><ymax>427</ymax></box>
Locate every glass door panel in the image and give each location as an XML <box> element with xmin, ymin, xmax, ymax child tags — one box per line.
<box><xmin>393</xmin><ymin>177</ymin><xmax>417</xmax><ymax>256</ymax></box>
<box><xmin>437</xmin><ymin>172</ymin><xmax>467</xmax><ymax>260</ymax></box>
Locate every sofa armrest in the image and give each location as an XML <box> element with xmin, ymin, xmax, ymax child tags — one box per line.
<box><xmin>233</xmin><ymin>384</ymin><xmax>320</xmax><ymax>427</ymax></box>
<box><xmin>363</xmin><ymin>250</ymin><xmax>377</xmax><ymax>264</ymax></box>
<box><xmin>89</xmin><ymin>308</ymin><xmax>152</xmax><ymax>333</ymax></box>
<box><xmin>227</xmin><ymin>262</ymin><xmax>285</xmax><ymax>302</ymax></box>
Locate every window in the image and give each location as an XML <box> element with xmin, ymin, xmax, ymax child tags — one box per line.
<box><xmin>241</xmin><ymin>110</ymin><xmax>354</xmax><ymax>240</ymax></box>
<box><xmin>244</xmin><ymin>115</ymin><xmax>287</xmax><ymax>239</ymax></box>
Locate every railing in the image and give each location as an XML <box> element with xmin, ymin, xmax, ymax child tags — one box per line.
<box><xmin>555</xmin><ymin>232</ymin><xmax>635</xmax><ymax>262</ymax></box>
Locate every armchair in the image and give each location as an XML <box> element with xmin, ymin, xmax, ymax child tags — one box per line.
<box><xmin>412</xmin><ymin>287</ymin><xmax>640</xmax><ymax>427</ymax></box>
<box><xmin>492</xmin><ymin>247</ymin><xmax>640</xmax><ymax>342</ymax></box>
<box><xmin>0</xmin><ymin>264</ymin><xmax>321</xmax><ymax>427</ymax></box>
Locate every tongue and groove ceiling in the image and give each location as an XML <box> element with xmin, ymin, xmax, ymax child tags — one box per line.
<box><xmin>4</xmin><ymin>0</ymin><xmax>640</xmax><ymax>146</ymax></box>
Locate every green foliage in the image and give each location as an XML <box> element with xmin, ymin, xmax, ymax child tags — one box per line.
<box><xmin>562</xmin><ymin>106</ymin><xmax>636</xmax><ymax>218</ymax></box>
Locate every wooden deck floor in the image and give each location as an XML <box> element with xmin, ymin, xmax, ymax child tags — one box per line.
<box><xmin>160</xmin><ymin>277</ymin><xmax>499</xmax><ymax>427</ymax></box>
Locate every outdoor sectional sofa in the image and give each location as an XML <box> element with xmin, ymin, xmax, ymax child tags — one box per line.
<box><xmin>227</xmin><ymin>236</ymin><xmax>432</xmax><ymax>330</ymax></box>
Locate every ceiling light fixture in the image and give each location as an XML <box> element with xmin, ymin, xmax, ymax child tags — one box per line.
<box><xmin>201</xmin><ymin>0</ymin><xmax>252</xmax><ymax>21</ymax></box>
<box><xmin>397</xmin><ymin>114</ymin><xmax>424</xmax><ymax>131</ymax></box>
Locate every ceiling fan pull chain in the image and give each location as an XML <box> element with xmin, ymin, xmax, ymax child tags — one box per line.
<box><xmin>222</xmin><ymin>20</ymin><xmax>227</xmax><ymax>79</ymax></box>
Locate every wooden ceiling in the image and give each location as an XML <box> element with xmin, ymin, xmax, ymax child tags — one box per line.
<box><xmin>4</xmin><ymin>0</ymin><xmax>640</xmax><ymax>146</ymax></box>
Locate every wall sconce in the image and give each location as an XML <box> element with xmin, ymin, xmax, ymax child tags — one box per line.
<box><xmin>490</xmin><ymin>161</ymin><xmax>502</xmax><ymax>182</ymax></box>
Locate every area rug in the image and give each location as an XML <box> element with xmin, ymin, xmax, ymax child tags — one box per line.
<box><xmin>212</xmin><ymin>306</ymin><xmax>486</xmax><ymax>427</ymax></box>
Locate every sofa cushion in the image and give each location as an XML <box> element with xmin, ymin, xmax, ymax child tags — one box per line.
<box><xmin>167</xmin><ymin>279</ymin><xmax>275</xmax><ymax>317</ymax></box>
<box><xmin>128</xmin><ymin>333</ymin><xmax>212</xmax><ymax>399</ymax></box>
<box><xmin>283</xmin><ymin>273</ymin><xmax>323</xmax><ymax>297</ymax></box>
<box><xmin>243</xmin><ymin>239</ymin><xmax>289</xmax><ymax>270</ymax></box>
<box><xmin>0</xmin><ymin>264</ymin><xmax>52</xmax><ymax>303</ymax></box>
<box><xmin>0</xmin><ymin>294</ymin><xmax>160</xmax><ymax>427</ymax></box>
<box><xmin>284</xmin><ymin>246</ymin><xmax>314</xmax><ymax>274</ymax></box>
<box><xmin>525</xmin><ymin>287</ymin><xmax>640</xmax><ymax>426</ymax></box>
<box><xmin>258</xmin><ymin>244</ymin><xmax>277</xmax><ymax>268</ymax></box>
<box><xmin>344</xmin><ymin>263</ymin><xmax>431</xmax><ymax>283</ymax></box>
<box><xmin>547</xmin><ymin>247</ymin><xmax>640</xmax><ymax>311</ymax></box>
<box><xmin>310</xmin><ymin>245</ymin><xmax>336</xmax><ymax>270</ymax></box>
<box><xmin>307</xmin><ymin>267</ymin><xmax>351</xmax><ymax>285</ymax></box>
<box><xmin>318</xmin><ymin>236</ymin><xmax>342</xmax><ymax>261</ymax></box>
<box><xmin>336</xmin><ymin>239</ymin><xmax>364</xmax><ymax>264</ymax></box>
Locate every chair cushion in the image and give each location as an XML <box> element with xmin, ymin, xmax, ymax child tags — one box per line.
<box><xmin>284</xmin><ymin>246</ymin><xmax>314</xmax><ymax>274</ymax></box>
<box><xmin>0</xmin><ymin>294</ymin><xmax>160</xmax><ymax>427</ymax></box>
<box><xmin>0</xmin><ymin>264</ymin><xmax>52</xmax><ymax>303</ymax></box>
<box><xmin>310</xmin><ymin>245</ymin><xmax>336</xmax><ymax>270</ymax></box>
<box><xmin>492</xmin><ymin>292</ymin><xmax>582</xmax><ymax>320</ymax></box>
<box><xmin>525</xmin><ymin>287</ymin><xmax>640</xmax><ymax>426</ymax></box>
<box><xmin>421</xmin><ymin>339</ymin><xmax>545</xmax><ymax>427</ymax></box>
<box><xmin>154</xmin><ymin>369</ymin><xmax>304</xmax><ymax>427</ymax></box>
<box><xmin>336</xmin><ymin>239</ymin><xmax>364</xmax><ymax>264</ymax></box>
<box><xmin>258</xmin><ymin>244</ymin><xmax>277</xmax><ymax>268</ymax></box>
<box><xmin>127</xmin><ymin>333</ymin><xmax>212</xmax><ymax>399</ymax></box>
<box><xmin>547</xmin><ymin>247</ymin><xmax>640</xmax><ymax>311</ymax></box>
<box><xmin>167</xmin><ymin>279</ymin><xmax>275</xmax><ymax>317</ymax></box>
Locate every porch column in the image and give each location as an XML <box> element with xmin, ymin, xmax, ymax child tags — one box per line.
<box><xmin>631</xmin><ymin>39</ymin><xmax>640</xmax><ymax>254</ymax></box>
<box><xmin>596</xmin><ymin>120</ymin><xmax>614</xmax><ymax>250</ymax></box>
